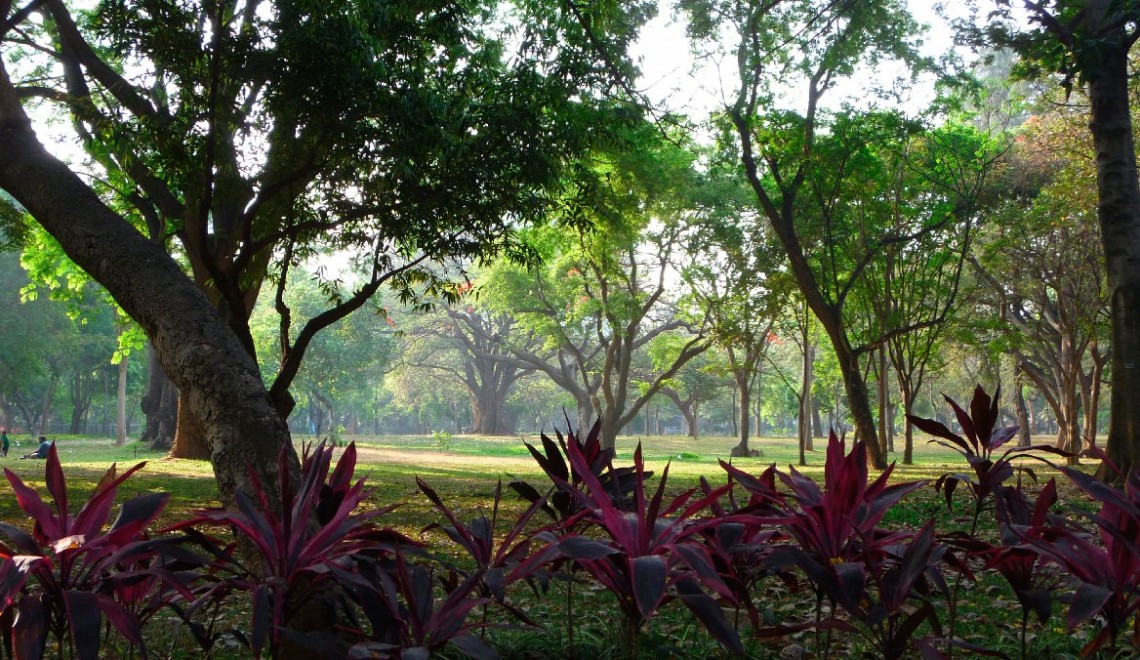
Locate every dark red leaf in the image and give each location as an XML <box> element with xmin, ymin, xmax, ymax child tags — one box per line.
<box><xmin>449</xmin><ymin>633</ymin><xmax>498</xmax><ymax>660</ymax></box>
<box><xmin>1068</xmin><ymin>582</ymin><xmax>1112</xmax><ymax>628</ymax></box>
<box><xmin>559</xmin><ymin>536</ymin><xmax>618</xmax><ymax>560</ymax></box>
<box><xmin>676</xmin><ymin>577</ymin><xmax>745</xmax><ymax>657</ymax></box>
<box><xmin>13</xmin><ymin>593</ymin><xmax>46</xmax><ymax>660</ymax></box>
<box><xmin>631</xmin><ymin>554</ymin><xmax>667</xmax><ymax>620</ymax></box>
<box><xmin>44</xmin><ymin>444</ymin><xmax>67</xmax><ymax>525</ymax></box>
<box><xmin>250</xmin><ymin>584</ymin><xmax>271</xmax><ymax>657</ymax></box>
<box><xmin>63</xmin><ymin>590</ymin><xmax>100</xmax><ymax>660</ymax></box>
<box><xmin>107</xmin><ymin>493</ymin><xmax>170</xmax><ymax>545</ymax></box>
<box><xmin>907</xmin><ymin>414</ymin><xmax>968</xmax><ymax>453</ymax></box>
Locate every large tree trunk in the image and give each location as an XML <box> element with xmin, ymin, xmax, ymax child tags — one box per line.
<box><xmin>0</xmin><ymin>69</ymin><xmax>296</xmax><ymax>509</ymax></box>
<box><xmin>1083</xmin><ymin>13</ymin><xmax>1140</xmax><ymax>478</ymax></box>
<box><xmin>140</xmin><ymin>346</ymin><xmax>178</xmax><ymax>451</ymax></box>
<box><xmin>171</xmin><ymin>391</ymin><xmax>212</xmax><ymax>459</ymax></box>
<box><xmin>169</xmin><ymin>405</ymin><xmax>211</xmax><ymax>458</ymax></box>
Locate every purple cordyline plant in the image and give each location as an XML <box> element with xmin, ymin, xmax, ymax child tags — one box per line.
<box><xmin>0</xmin><ymin>443</ymin><xmax>187</xmax><ymax>659</ymax></box>
<box><xmin>546</xmin><ymin>438</ymin><xmax>745</xmax><ymax>657</ymax></box>
<box><xmin>1012</xmin><ymin>449</ymin><xmax>1140</xmax><ymax>656</ymax></box>
<box><xmin>724</xmin><ymin>432</ymin><xmax>947</xmax><ymax>659</ymax></box>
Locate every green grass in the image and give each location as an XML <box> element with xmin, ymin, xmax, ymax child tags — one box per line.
<box><xmin>0</xmin><ymin>431</ymin><xmax>1099</xmax><ymax>658</ymax></box>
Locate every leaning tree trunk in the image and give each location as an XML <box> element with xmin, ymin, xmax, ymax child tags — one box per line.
<box><xmin>798</xmin><ymin>339</ymin><xmax>813</xmax><ymax>465</ymax></box>
<box><xmin>0</xmin><ymin>70</ymin><xmax>297</xmax><ymax>510</ymax></box>
<box><xmin>840</xmin><ymin>352</ymin><xmax>885</xmax><ymax>467</ymax></box>
<box><xmin>877</xmin><ymin>348</ymin><xmax>889</xmax><ymax>458</ymax></box>
<box><xmin>1084</xmin><ymin>18</ymin><xmax>1140</xmax><ymax>479</ymax></box>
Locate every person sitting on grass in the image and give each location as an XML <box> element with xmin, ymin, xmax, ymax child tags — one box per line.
<box><xmin>21</xmin><ymin>436</ymin><xmax>50</xmax><ymax>460</ymax></box>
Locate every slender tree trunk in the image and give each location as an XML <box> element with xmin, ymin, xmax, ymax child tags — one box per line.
<box><xmin>811</xmin><ymin>393</ymin><xmax>823</xmax><ymax>440</ymax></box>
<box><xmin>116</xmin><ymin>353</ymin><xmax>128</xmax><ymax>446</ymax></box>
<box><xmin>838</xmin><ymin>349</ymin><xmax>884</xmax><ymax>466</ymax></box>
<box><xmin>1083</xmin><ymin>18</ymin><xmax>1140</xmax><ymax>478</ymax></box>
<box><xmin>878</xmin><ymin>348</ymin><xmax>889</xmax><ymax>457</ymax></box>
<box><xmin>799</xmin><ymin>339</ymin><xmax>813</xmax><ymax>464</ymax></box>
<box><xmin>902</xmin><ymin>392</ymin><xmax>916</xmax><ymax>465</ymax></box>
<box><xmin>732</xmin><ymin>370</ymin><xmax>752</xmax><ymax>457</ymax></box>
<box><xmin>1015</xmin><ymin>378</ymin><xmax>1032</xmax><ymax>448</ymax></box>
<box><xmin>38</xmin><ymin>373</ymin><xmax>57</xmax><ymax>436</ymax></box>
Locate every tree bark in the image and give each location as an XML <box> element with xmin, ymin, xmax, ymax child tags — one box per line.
<box><xmin>0</xmin><ymin>64</ymin><xmax>296</xmax><ymax>509</ymax></box>
<box><xmin>1014</xmin><ymin>365</ymin><xmax>1032</xmax><ymax>448</ymax></box>
<box><xmin>1081</xmin><ymin>6</ymin><xmax>1140</xmax><ymax>478</ymax></box>
<box><xmin>730</xmin><ymin>368</ymin><xmax>752</xmax><ymax>457</ymax></box>
<box><xmin>140</xmin><ymin>346</ymin><xmax>178</xmax><ymax>451</ymax></box>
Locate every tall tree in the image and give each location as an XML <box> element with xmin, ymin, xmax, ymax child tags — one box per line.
<box><xmin>398</xmin><ymin>304</ymin><xmax>532</xmax><ymax>435</ymax></box>
<box><xmin>682</xmin><ymin>188</ymin><xmax>785</xmax><ymax>456</ymax></box>
<box><xmin>682</xmin><ymin>0</ymin><xmax>931</xmax><ymax>468</ymax></box>
<box><xmin>866</xmin><ymin>122</ymin><xmax>999</xmax><ymax>464</ymax></box>
<box><xmin>977</xmin><ymin>0</ymin><xmax>1140</xmax><ymax>475</ymax></box>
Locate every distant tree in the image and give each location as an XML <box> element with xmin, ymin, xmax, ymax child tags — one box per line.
<box><xmin>654</xmin><ymin>338</ymin><xmax>727</xmax><ymax>437</ymax></box>
<box><xmin>400</xmin><ymin>305</ymin><xmax>533</xmax><ymax>436</ymax></box>
<box><xmin>971</xmin><ymin>111</ymin><xmax>1109</xmax><ymax>460</ymax></box>
<box><xmin>681</xmin><ymin>163</ymin><xmax>786</xmax><ymax>456</ymax></box>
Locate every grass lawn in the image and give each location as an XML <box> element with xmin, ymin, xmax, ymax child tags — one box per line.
<box><xmin>0</xmin><ymin>431</ymin><xmax>1097</xmax><ymax>658</ymax></box>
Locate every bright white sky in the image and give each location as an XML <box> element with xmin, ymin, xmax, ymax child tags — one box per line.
<box><xmin>630</xmin><ymin>0</ymin><xmax>976</xmax><ymax>121</ymax></box>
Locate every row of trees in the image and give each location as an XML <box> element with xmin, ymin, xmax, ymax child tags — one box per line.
<box><xmin>1</xmin><ymin>90</ymin><xmax>1109</xmax><ymax>472</ymax></box>
<box><xmin>0</xmin><ymin>0</ymin><xmax>1133</xmax><ymax>512</ymax></box>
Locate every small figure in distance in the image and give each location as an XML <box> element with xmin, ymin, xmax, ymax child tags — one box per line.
<box><xmin>20</xmin><ymin>436</ymin><xmax>50</xmax><ymax>460</ymax></box>
<box><xmin>0</xmin><ymin>428</ymin><xmax>8</xmax><ymax>457</ymax></box>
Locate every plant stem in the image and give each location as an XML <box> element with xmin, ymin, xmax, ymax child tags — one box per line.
<box><xmin>947</xmin><ymin>506</ymin><xmax>984</xmax><ymax>659</ymax></box>
<box><xmin>1026</xmin><ymin>610</ymin><xmax>1035</xmax><ymax>660</ymax></box>
<box><xmin>566</xmin><ymin>576</ymin><xmax>574</xmax><ymax>649</ymax></box>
